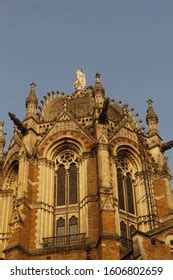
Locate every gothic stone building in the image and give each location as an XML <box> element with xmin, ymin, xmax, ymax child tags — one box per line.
<box><xmin>0</xmin><ymin>72</ymin><xmax>173</xmax><ymax>260</ymax></box>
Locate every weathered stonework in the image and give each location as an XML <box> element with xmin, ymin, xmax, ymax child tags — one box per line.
<box><xmin>0</xmin><ymin>72</ymin><xmax>173</xmax><ymax>259</ymax></box>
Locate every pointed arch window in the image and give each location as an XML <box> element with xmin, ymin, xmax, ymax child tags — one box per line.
<box><xmin>120</xmin><ymin>220</ymin><xmax>136</xmax><ymax>249</ymax></box>
<box><xmin>69</xmin><ymin>216</ymin><xmax>78</xmax><ymax>235</ymax></box>
<box><xmin>57</xmin><ymin>217</ymin><xmax>65</xmax><ymax>237</ymax></box>
<box><xmin>120</xmin><ymin>221</ymin><xmax>127</xmax><ymax>239</ymax></box>
<box><xmin>69</xmin><ymin>163</ymin><xmax>78</xmax><ymax>205</ymax></box>
<box><xmin>54</xmin><ymin>149</ymin><xmax>80</xmax><ymax>240</ymax></box>
<box><xmin>56</xmin><ymin>151</ymin><xmax>78</xmax><ymax>207</ymax></box>
<box><xmin>57</xmin><ymin>165</ymin><xmax>66</xmax><ymax>206</ymax></box>
<box><xmin>116</xmin><ymin>150</ymin><xmax>137</xmax><ymax>251</ymax></box>
<box><xmin>120</xmin><ymin>221</ymin><xmax>127</xmax><ymax>247</ymax></box>
<box><xmin>116</xmin><ymin>162</ymin><xmax>135</xmax><ymax>214</ymax></box>
<box><xmin>117</xmin><ymin>169</ymin><xmax>125</xmax><ymax>210</ymax></box>
<box><xmin>126</xmin><ymin>173</ymin><xmax>135</xmax><ymax>214</ymax></box>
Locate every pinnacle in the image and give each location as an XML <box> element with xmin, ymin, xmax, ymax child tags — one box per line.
<box><xmin>146</xmin><ymin>99</ymin><xmax>158</xmax><ymax>125</ymax></box>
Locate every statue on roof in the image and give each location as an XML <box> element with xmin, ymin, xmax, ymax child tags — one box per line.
<box><xmin>73</xmin><ymin>68</ymin><xmax>86</xmax><ymax>90</ymax></box>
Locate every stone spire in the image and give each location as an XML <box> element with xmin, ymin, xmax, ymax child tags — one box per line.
<box><xmin>94</xmin><ymin>73</ymin><xmax>105</xmax><ymax>95</ymax></box>
<box><xmin>93</xmin><ymin>73</ymin><xmax>106</xmax><ymax>121</ymax></box>
<box><xmin>146</xmin><ymin>99</ymin><xmax>159</xmax><ymax>135</ymax></box>
<box><xmin>25</xmin><ymin>82</ymin><xmax>38</xmax><ymax>117</ymax></box>
<box><xmin>0</xmin><ymin>121</ymin><xmax>6</xmax><ymax>161</ymax></box>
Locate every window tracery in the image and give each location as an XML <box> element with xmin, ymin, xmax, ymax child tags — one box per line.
<box><xmin>116</xmin><ymin>156</ymin><xmax>135</xmax><ymax>215</ymax></box>
<box><xmin>116</xmin><ymin>149</ymin><xmax>138</xmax><ymax>245</ymax></box>
<box><xmin>54</xmin><ymin>147</ymin><xmax>80</xmax><ymax>238</ymax></box>
<box><xmin>55</xmin><ymin>150</ymin><xmax>78</xmax><ymax>207</ymax></box>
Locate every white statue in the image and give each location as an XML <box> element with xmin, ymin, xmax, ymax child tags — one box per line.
<box><xmin>73</xmin><ymin>68</ymin><xmax>86</xmax><ymax>90</ymax></box>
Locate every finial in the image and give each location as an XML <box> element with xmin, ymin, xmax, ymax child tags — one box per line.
<box><xmin>95</xmin><ymin>72</ymin><xmax>101</xmax><ymax>79</ymax></box>
<box><xmin>30</xmin><ymin>82</ymin><xmax>37</xmax><ymax>90</ymax></box>
<box><xmin>94</xmin><ymin>72</ymin><xmax>105</xmax><ymax>95</ymax></box>
<box><xmin>25</xmin><ymin>82</ymin><xmax>38</xmax><ymax>114</ymax></box>
<box><xmin>147</xmin><ymin>98</ymin><xmax>153</xmax><ymax>106</ymax></box>
<box><xmin>146</xmin><ymin>98</ymin><xmax>159</xmax><ymax>128</ymax></box>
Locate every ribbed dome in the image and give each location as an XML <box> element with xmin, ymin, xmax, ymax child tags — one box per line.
<box><xmin>39</xmin><ymin>87</ymin><xmax>122</xmax><ymax>124</ymax></box>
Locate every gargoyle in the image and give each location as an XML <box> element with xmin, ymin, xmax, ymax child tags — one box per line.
<box><xmin>8</xmin><ymin>112</ymin><xmax>27</xmax><ymax>135</ymax></box>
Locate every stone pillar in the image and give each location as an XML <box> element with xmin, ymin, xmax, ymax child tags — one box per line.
<box><xmin>96</xmin><ymin>124</ymin><xmax>120</xmax><ymax>259</ymax></box>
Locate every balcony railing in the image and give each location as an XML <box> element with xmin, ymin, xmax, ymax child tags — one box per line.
<box><xmin>43</xmin><ymin>233</ymin><xmax>86</xmax><ymax>249</ymax></box>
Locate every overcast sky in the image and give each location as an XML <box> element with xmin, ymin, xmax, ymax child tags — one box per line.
<box><xmin>0</xmin><ymin>0</ymin><xmax>173</xmax><ymax>173</ymax></box>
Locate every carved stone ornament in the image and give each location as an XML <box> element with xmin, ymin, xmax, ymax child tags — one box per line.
<box><xmin>10</xmin><ymin>206</ymin><xmax>24</xmax><ymax>225</ymax></box>
<box><xmin>99</xmin><ymin>134</ymin><xmax>108</xmax><ymax>144</ymax></box>
<box><xmin>101</xmin><ymin>195</ymin><xmax>114</xmax><ymax>211</ymax></box>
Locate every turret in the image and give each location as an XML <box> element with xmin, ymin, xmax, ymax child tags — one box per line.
<box><xmin>146</xmin><ymin>99</ymin><xmax>164</xmax><ymax>168</ymax></box>
<box><xmin>146</xmin><ymin>99</ymin><xmax>159</xmax><ymax>136</ymax></box>
<box><xmin>93</xmin><ymin>73</ymin><xmax>105</xmax><ymax>105</ymax></box>
<box><xmin>93</xmin><ymin>73</ymin><xmax>105</xmax><ymax>121</ymax></box>
<box><xmin>25</xmin><ymin>82</ymin><xmax>38</xmax><ymax>117</ymax></box>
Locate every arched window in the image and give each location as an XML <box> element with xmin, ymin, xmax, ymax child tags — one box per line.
<box><xmin>56</xmin><ymin>151</ymin><xmax>78</xmax><ymax>206</ymax></box>
<box><xmin>57</xmin><ymin>217</ymin><xmax>65</xmax><ymax>237</ymax></box>
<box><xmin>120</xmin><ymin>221</ymin><xmax>127</xmax><ymax>239</ymax></box>
<box><xmin>69</xmin><ymin>163</ymin><xmax>78</xmax><ymax>205</ymax></box>
<box><xmin>116</xmin><ymin>150</ymin><xmax>137</xmax><ymax>248</ymax></box>
<box><xmin>116</xmin><ymin>157</ymin><xmax>135</xmax><ymax>214</ymax></box>
<box><xmin>126</xmin><ymin>173</ymin><xmax>135</xmax><ymax>214</ymax></box>
<box><xmin>117</xmin><ymin>169</ymin><xmax>125</xmax><ymax>210</ymax></box>
<box><xmin>55</xmin><ymin>149</ymin><xmax>79</xmax><ymax>238</ymax></box>
<box><xmin>120</xmin><ymin>221</ymin><xmax>136</xmax><ymax>249</ymax></box>
<box><xmin>120</xmin><ymin>221</ymin><xmax>127</xmax><ymax>247</ymax></box>
<box><xmin>57</xmin><ymin>165</ymin><xmax>65</xmax><ymax>206</ymax></box>
<box><xmin>69</xmin><ymin>216</ymin><xmax>78</xmax><ymax>235</ymax></box>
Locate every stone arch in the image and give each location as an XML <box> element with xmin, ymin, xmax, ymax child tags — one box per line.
<box><xmin>39</xmin><ymin>130</ymin><xmax>92</xmax><ymax>160</ymax></box>
<box><xmin>4</xmin><ymin>160</ymin><xmax>19</xmax><ymax>195</ymax></box>
<box><xmin>3</xmin><ymin>152</ymin><xmax>19</xmax><ymax>177</ymax></box>
<box><xmin>112</xmin><ymin>139</ymin><xmax>141</xmax><ymax>174</ymax></box>
<box><xmin>111</xmin><ymin>136</ymin><xmax>139</xmax><ymax>149</ymax></box>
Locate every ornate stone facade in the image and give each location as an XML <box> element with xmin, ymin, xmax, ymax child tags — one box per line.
<box><xmin>0</xmin><ymin>72</ymin><xmax>173</xmax><ymax>260</ymax></box>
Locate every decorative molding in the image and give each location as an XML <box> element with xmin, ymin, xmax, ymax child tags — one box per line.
<box><xmin>10</xmin><ymin>206</ymin><xmax>24</xmax><ymax>225</ymax></box>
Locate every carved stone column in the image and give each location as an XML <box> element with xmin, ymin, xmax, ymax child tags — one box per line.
<box><xmin>96</xmin><ymin>124</ymin><xmax>119</xmax><ymax>259</ymax></box>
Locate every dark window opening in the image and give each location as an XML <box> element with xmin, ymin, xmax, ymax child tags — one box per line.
<box><xmin>57</xmin><ymin>165</ymin><xmax>65</xmax><ymax>206</ymax></box>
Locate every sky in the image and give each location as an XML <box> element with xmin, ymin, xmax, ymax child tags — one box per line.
<box><xmin>0</xmin><ymin>0</ymin><xmax>173</xmax><ymax>173</ymax></box>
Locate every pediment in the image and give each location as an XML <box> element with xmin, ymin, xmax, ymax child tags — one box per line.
<box><xmin>110</xmin><ymin>121</ymin><xmax>138</xmax><ymax>144</ymax></box>
<box><xmin>48</xmin><ymin>111</ymin><xmax>81</xmax><ymax>135</ymax></box>
<box><xmin>116</xmin><ymin>126</ymin><xmax>138</xmax><ymax>142</ymax></box>
<box><xmin>38</xmin><ymin>110</ymin><xmax>93</xmax><ymax>147</ymax></box>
